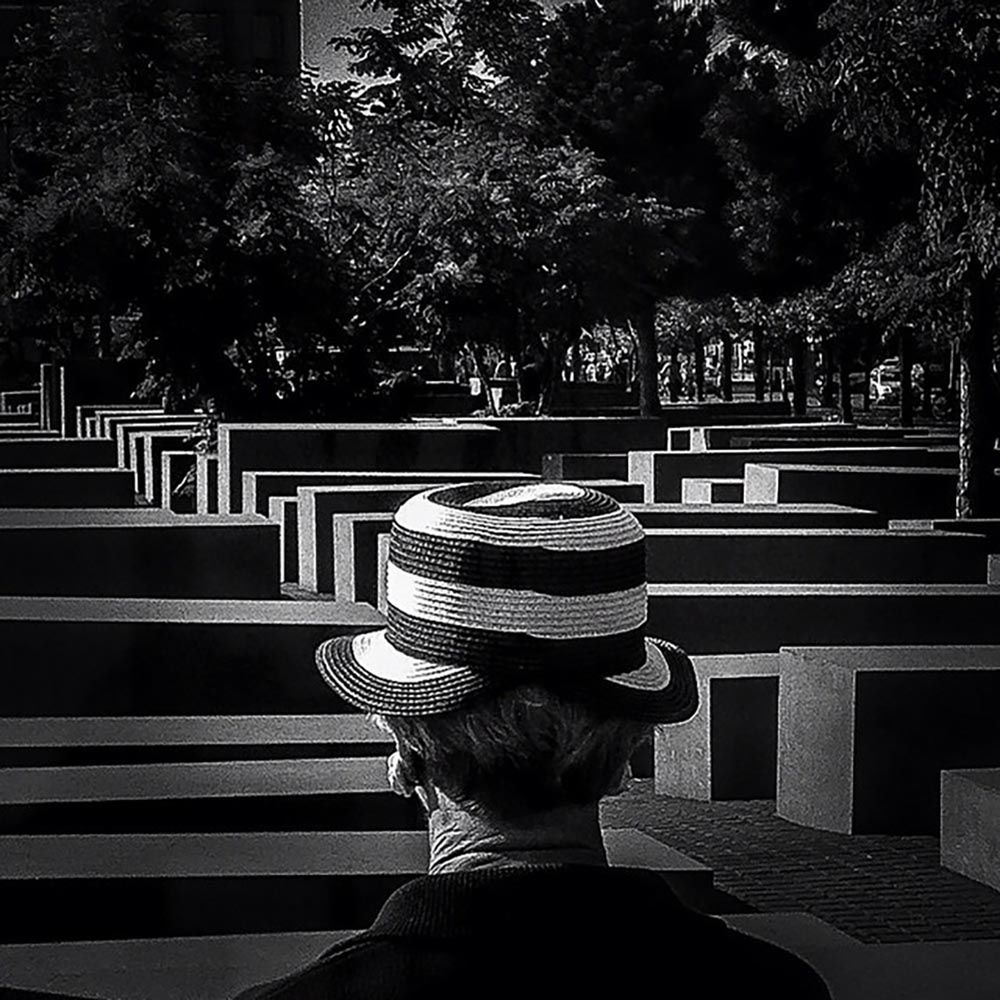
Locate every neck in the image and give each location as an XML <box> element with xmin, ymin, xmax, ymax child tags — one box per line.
<box><xmin>426</xmin><ymin>796</ymin><xmax>608</xmax><ymax>875</ymax></box>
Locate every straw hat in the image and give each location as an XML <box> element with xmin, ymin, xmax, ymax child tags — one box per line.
<box><xmin>316</xmin><ymin>481</ymin><xmax>698</xmax><ymax>722</ymax></box>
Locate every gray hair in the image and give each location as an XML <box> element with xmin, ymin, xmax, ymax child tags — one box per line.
<box><xmin>374</xmin><ymin>685</ymin><xmax>651</xmax><ymax>822</ymax></box>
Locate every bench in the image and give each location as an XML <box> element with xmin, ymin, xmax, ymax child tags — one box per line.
<box><xmin>0</xmin><ymin>513</ymin><xmax>281</xmax><ymax>598</ymax></box>
<box><xmin>217</xmin><ymin>423</ymin><xmax>503</xmax><ymax>513</ymax></box>
<box><xmin>777</xmin><ymin>645</ymin><xmax>1000</xmax><ymax>834</ymax></box>
<box><xmin>630</xmin><ymin>446</ymin><xmax>954</xmax><ymax>503</ymax></box>
<box><xmin>0</xmin><ymin>469</ymin><xmax>136</xmax><ymax>508</ymax></box>
<box><xmin>0</xmin><ymin>597</ymin><xmax>383</xmax><ymax>716</ymax></box>
<box><xmin>744</xmin><ymin>463</ymin><xmax>960</xmax><ymax>518</ymax></box>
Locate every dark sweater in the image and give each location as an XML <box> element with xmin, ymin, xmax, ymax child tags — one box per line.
<box><xmin>235</xmin><ymin>865</ymin><xmax>832</xmax><ymax>1000</ymax></box>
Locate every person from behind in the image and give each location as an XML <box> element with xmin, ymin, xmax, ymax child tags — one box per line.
<box><xmin>237</xmin><ymin>482</ymin><xmax>832</xmax><ymax>1000</ymax></box>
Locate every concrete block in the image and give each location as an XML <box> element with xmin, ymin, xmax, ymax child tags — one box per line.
<box><xmin>269</xmin><ymin>497</ymin><xmax>299</xmax><ymax>583</ymax></box>
<box><xmin>76</xmin><ymin>404</ymin><xmax>161</xmax><ymax>439</ymax></box>
<box><xmin>196</xmin><ymin>454</ymin><xmax>219</xmax><ymax>515</ymax></box>
<box><xmin>941</xmin><ymin>769</ymin><xmax>1000</xmax><ymax>892</ymax></box>
<box><xmin>745</xmin><ymin>463</ymin><xmax>959</xmax><ymax>518</ymax></box>
<box><xmin>0</xmin><ymin>439</ymin><xmax>116</xmax><ymax>469</ymax></box>
<box><xmin>647</xmin><ymin>584</ymin><xmax>1000</xmax><ymax>654</ymax></box>
<box><xmin>540</xmin><ymin>453</ymin><xmax>628</xmax><ymax>482</ymax></box>
<box><xmin>0</xmin><ymin>469</ymin><xmax>135</xmax><ymax>508</ymax></box>
<box><xmin>680</xmin><ymin>478</ymin><xmax>743</xmax><ymax>504</ymax></box>
<box><xmin>0</xmin><ymin>828</ymin><xmax>706</xmax><ymax>945</ymax></box>
<box><xmin>655</xmin><ymin>653</ymin><xmax>780</xmax><ymax>800</ymax></box>
<box><xmin>217</xmin><ymin>423</ymin><xmax>503</xmax><ymax>513</ymax></box>
<box><xmin>667</xmin><ymin>421</ymin><xmax>852</xmax><ymax>451</ymax></box>
<box><xmin>297</xmin><ymin>483</ymin><xmax>445</xmax><ymax>593</ymax></box>
<box><xmin>377</xmin><ymin>533</ymin><xmax>391</xmax><ymax>613</ymax></box>
<box><xmin>332</xmin><ymin>512</ymin><xmax>394</xmax><ymax>603</ymax></box>
<box><xmin>644</xmin><ymin>529</ymin><xmax>989</xmax><ymax>584</ymax></box>
<box><xmin>118</xmin><ymin>420</ymin><xmax>198</xmax><ymax>473</ymax></box>
<box><xmin>625</xmin><ymin>503</ymin><xmax>887</xmax><ymax>530</ymax></box>
<box><xmin>777</xmin><ymin>646</ymin><xmax>1000</xmax><ymax>834</ymax></box>
<box><xmin>0</xmin><ymin>597</ymin><xmax>383</xmax><ymax>716</ymax></box>
<box><xmin>244</xmin><ymin>470</ymin><xmax>535</xmax><ymax>518</ymax></box>
<box><xmin>0</xmin><ymin>513</ymin><xmax>280</xmax><ymax>598</ymax></box>
<box><xmin>630</xmin><ymin>446</ymin><xmax>953</xmax><ymax>503</ymax></box>
<box><xmin>161</xmin><ymin>451</ymin><xmax>196</xmax><ymax>513</ymax></box>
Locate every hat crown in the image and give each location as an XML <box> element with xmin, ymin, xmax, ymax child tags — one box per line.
<box><xmin>384</xmin><ymin>482</ymin><xmax>648</xmax><ymax>677</ymax></box>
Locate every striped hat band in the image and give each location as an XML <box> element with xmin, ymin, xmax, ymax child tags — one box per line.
<box><xmin>383</xmin><ymin>483</ymin><xmax>648</xmax><ymax>676</ymax></box>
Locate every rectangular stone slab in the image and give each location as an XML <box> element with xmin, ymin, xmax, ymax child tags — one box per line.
<box><xmin>680</xmin><ymin>478</ymin><xmax>743</xmax><ymax>504</ymax></box>
<box><xmin>0</xmin><ymin>469</ymin><xmax>135</xmax><ymax>508</ymax></box>
<box><xmin>540</xmin><ymin>453</ymin><xmax>629</xmax><ymax>481</ymax></box>
<box><xmin>452</xmin><ymin>416</ymin><xmax>667</xmax><ymax>471</ymax></box>
<box><xmin>667</xmin><ymin>421</ymin><xmax>861</xmax><ymax>451</ymax></box>
<box><xmin>161</xmin><ymin>451</ymin><xmax>196</xmax><ymax>513</ymax></box>
<box><xmin>119</xmin><ymin>420</ymin><xmax>198</xmax><ymax>476</ymax></box>
<box><xmin>297</xmin><ymin>483</ymin><xmax>447</xmax><ymax>593</ymax></box>
<box><xmin>0</xmin><ymin>597</ymin><xmax>383</xmax><ymax>716</ymax></box>
<box><xmin>0</xmin><ymin>516</ymin><xmax>280</xmax><ymax>598</ymax></box>
<box><xmin>934</xmin><ymin>518</ymin><xmax>1000</xmax><ymax>551</ymax></box>
<box><xmin>0</xmin><ymin>390</ymin><xmax>39</xmax><ymax>414</ymax></box>
<box><xmin>244</xmin><ymin>469</ymin><xmax>536</xmax><ymax>517</ymax></box>
<box><xmin>101</xmin><ymin>414</ymin><xmax>196</xmax><ymax>457</ymax></box>
<box><xmin>0</xmin><ymin>828</ymin><xmax>708</xmax><ymax>946</ymax></box>
<box><xmin>647</xmin><ymin>584</ymin><xmax>1000</xmax><ymax>654</ymax></box>
<box><xmin>270</xmin><ymin>496</ymin><xmax>299</xmax><ymax>582</ymax></box>
<box><xmin>629</xmin><ymin>446</ymin><xmax>953</xmax><ymax>502</ymax></box>
<box><xmin>140</xmin><ymin>431</ymin><xmax>196</xmax><ymax>504</ymax></box>
<box><xmin>644</xmin><ymin>528</ymin><xmax>989</xmax><ymax>583</ymax></box>
<box><xmin>730</xmin><ymin>434</ymin><xmax>956</xmax><ymax>450</ymax></box>
<box><xmin>76</xmin><ymin>404</ymin><xmax>161</xmax><ymax>438</ymax></box>
<box><xmin>0</xmin><ymin>757</ymin><xmax>425</xmax><ymax>835</ymax></box>
<box><xmin>777</xmin><ymin>646</ymin><xmax>1000</xmax><ymax>834</ymax></box>
<box><xmin>941</xmin><ymin>768</ymin><xmax>1000</xmax><ymax>893</ymax></box>
<box><xmin>217</xmin><ymin>423</ymin><xmax>502</xmax><ymax>513</ymax></box>
<box><xmin>655</xmin><ymin>653</ymin><xmax>780</xmax><ymax>800</ymax></box>
<box><xmin>197</xmin><ymin>453</ymin><xmax>219</xmax><ymax>514</ymax></box>
<box><xmin>0</xmin><ymin>439</ymin><xmax>116</xmax><ymax>469</ymax></box>
<box><xmin>625</xmin><ymin>503</ymin><xmax>887</xmax><ymax>530</ymax></box>
<box><xmin>333</xmin><ymin>513</ymin><xmax>394</xmax><ymax>603</ymax></box>
<box><xmin>745</xmin><ymin>463</ymin><xmax>959</xmax><ymax>518</ymax></box>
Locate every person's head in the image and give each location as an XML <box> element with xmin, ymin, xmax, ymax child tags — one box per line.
<box><xmin>374</xmin><ymin>684</ymin><xmax>651</xmax><ymax>822</ymax></box>
<box><xmin>315</xmin><ymin>481</ymin><xmax>698</xmax><ymax>819</ymax></box>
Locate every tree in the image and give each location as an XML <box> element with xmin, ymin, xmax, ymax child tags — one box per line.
<box><xmin>717</xmin><ymin>0</ymin><xmax>1000</xmax><ymax>514</ymax></box>
<box><xmin>535</xmin><ymin>0</ymin><xmax>733</xmax><ymax>414</ymax></box>
<box><xmin>0</xmin><ymin>0</ymin><xmax>355</xmax><ymax>417</ymax></box>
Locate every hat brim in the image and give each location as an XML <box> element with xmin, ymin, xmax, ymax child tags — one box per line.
<box><xmin>316</xmin><ymin>630</ymin><xmax>698</xmax><ymax>724</ymax></box>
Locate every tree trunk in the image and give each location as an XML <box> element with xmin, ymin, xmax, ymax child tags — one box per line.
<box><xmin>790</xmin><ymin>332</ymin><xmax>808</xmax><ymax>416</ymax></box>
<box><xmin>720</xmin><ymin>329</ymin><xmax>734</xmax><ymax>401</ymax></box>
<box><xmin>467</xmin><ymin>342</ymin><xmax>499</xmax><ymax>417</ymax></box>
<box><xmin>97</xmin><ymin>309</ymin><xmax>113</xmax><ymax>360</ymax></box>
<box><xmin>822</xmin><ymin>337</ymin><xmax>837</xmax><ymax>407</ymax></box>
<box><xmin>899</xmin><ymin>325</ymin><xmax>914</xmax><ymax>428</ymax></box>
<box><xmin>693</xmin><ymin>330</ymin><xmax>706</xmax><ymax>402</ymax></box>
<box><xmin>752</xmin><ymin>323</ymin><xmax>766</xmax><ymax>402</ymax></box>
<box><xmin>668</xmin><ymin>344</ymin><xmax>681</xmax><ymax>402</ymax></box>
<box><xmin>957</xmin><ymin>263</ymin><xmax>998</xmax><ymax>518</ymax></box>
<box><xmin>633</xmin><ymin>302</ymin><xmax>662</xmax><ymax>416</ymax></box>
<box><xmin>837</xmin><ymin>348</ymin><xmax>854</xmax><ymax>423</ymax></box>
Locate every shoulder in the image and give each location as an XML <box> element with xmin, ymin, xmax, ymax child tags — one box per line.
<box><xmin>231</xmin><ymin>934</ymin><xmax>403</xmax><ymax>1000</ymax></box>
<box><xmin>678</xmin><ymin>911</ymin><xmax>833</xmax><ymax>999</ymax></box>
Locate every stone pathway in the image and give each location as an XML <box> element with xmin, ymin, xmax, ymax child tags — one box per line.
<box><xmin>603</xmin><ymin>781</ymin><xmax>1000</xmax><ymax>943</ymax></box>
